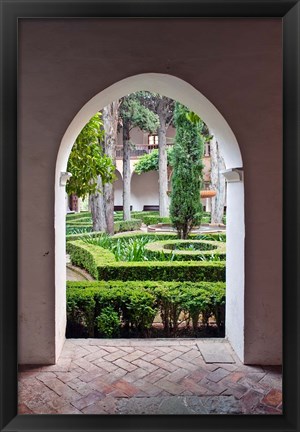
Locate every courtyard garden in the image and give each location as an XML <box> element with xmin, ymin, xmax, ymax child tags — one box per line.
<box><xmin>66</xmin><ymin>211</ymin><xmax>226</xmax><ymax>339</ymax></box>
<box><xmin>65</xmin><ymin>97</ymin><xmax>227</xmax><ymax>341</ymax></box>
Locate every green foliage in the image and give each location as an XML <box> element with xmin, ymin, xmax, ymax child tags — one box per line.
<box><xmin>144</xmin><ymin>239</ymin><xmax>226</xmax><ymax>261</ymax></box>
<box><xmin>66</xmin><ymin>288</ymin><xmax>96</xmax><ymax>337</ymax></box>
<box><xmin>66</xmin><ymin>113</ymin><xmax>116</xmax><ymax>199</ymax></box>
<box><xmin>66</xmin><ymin>211</ymin><xmax>90</xmax><ymax>221</ymax></box>
<box><xmin>83</xmin><ymin>234</ymin><xmax>150</xmax><ymax>262</ymax></box>
<box><xmin>95</xmin><ymin>307</ymin><xmax>120</xmax><ymax>338</ymax></box>
<box><xmin>170</xmin><ymin>103</ymin><xmax>205</xmax><ymax>239</ymax></box>
<box><xmin>120</xmin><ymin>94</ymin><xmax>159</xmax><ymax>134</ymax></box>
<box><xmin>134</xmin><ymin>92</ymin><xmax>175</xmax><ymax>126</ymax></box>
<box><xmin>141</xmin><ymin>216</ymin><xmax>171</xmax><ymax>226</ymax></box>
<box><xmin>66</xmin><ymin>218</ymin><xmax>142</xmax><ymax>236</ymax></box>
<box><xmin>134</xmin><ymin>147</ymin><xmax>174</xmax><ymax>174</ymax></box>
<box><xmin>67</xmin><ymin>282</ymin><xmax>158</xmax><ymax>337</ymax></box>
<box><xmin>66</xmin><ymin>226</ymin><xmax>92</xmax><ymax>236</ymax></box>
<box><xmin>113</xmin><ymin>219</ymin><xmax>142</xmax><ymax>233</ymax></box>
<box><xmin>81</xmin><ymin>234</ymin><xmax>225</xmax><ymax>263</ymax></box>
<box><xmin>66</xmin><ymin>239</ymin><xmax>225</xmax><ymax>282</ymax></box>
<box><xmin>199</xmin><ymin>233</ymin><xmax>226</xmax><ymax>242</ymax></box>
<box><xmin>66</xmin><ymin>280</ymin><xmax>225</xmax><ymax>337</ymax></box>
<box><xmin>66</xmin><ymin>241</ymin><xmax>115</xmax><ymax>279</ymax></box>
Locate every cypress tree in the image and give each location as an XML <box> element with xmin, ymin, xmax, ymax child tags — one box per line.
<box><xmin>170</xmin><ymin>103</ymin><xmax>205</xmax><ymax>239</ymax></box>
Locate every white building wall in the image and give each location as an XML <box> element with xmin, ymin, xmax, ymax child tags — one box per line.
<box><xmin>114</xmin><ymin>170</ymin><xmax>123</xmax><ymax>207</ymax></box>
<box><xmin>131</xmin><ymin>171</ymin><xmax>159</xmax><ymax>211</ymax></box>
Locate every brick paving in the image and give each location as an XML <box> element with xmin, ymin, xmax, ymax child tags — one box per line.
<box><xmin>18</xmin><ymin>339</ymin><xmax>282</xmax><ymax>415</ymax></box>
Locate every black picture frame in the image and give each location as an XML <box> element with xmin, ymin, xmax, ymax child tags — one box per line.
<box><xmin>0</xmin><ymin>1</ymin><xmax>299</xmax><ymax>431</ymax></box>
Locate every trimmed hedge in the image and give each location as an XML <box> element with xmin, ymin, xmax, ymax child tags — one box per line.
<box><xmin>66</xmin><ymin>226</ymin><xmax>92</xmax><ymax>235</ymax></box>
<box><xmin>66</xmin><ymin>239</ymin><xmax>225</xmax><ymax>282</ymax></box>
<box><xmin>66</xmin><ymin>242</ymin><xmax>115</xmax><ymax>279</ymax></box>
<box><xmin>141</xmin><ymin>216</ymin><xmax>171</xmax><ymax>226</ymax></box>
<box><xmin>66</xmin><ymin>211</ymin><xmax>90</xmax><ymax>221</ymax></box>
<box><xmin>66</xmin><ymin>280</ymin><xmax>225</xmax><ymax>337</ymax></box>
<box><xmin>145</xmin><ymin>239</ymin><xmax>226</xmax><ymax>261</ymax></box>
<box><xmin>67</xmin><ymin>231</ymin><xmax>104</xmax><ymax>243</ymax></box>
<box><xmin>112</xmin><ymin>231</ymin><xmax>226</xmax><ymax>242</ymax></box>
<box><xmin>113</xmin><ymin>219</ymin><xmax>142</xmax><ymax>233</ymax></box>
<box><xmin>66</xmin><ymin>218</ymin><xmax>142</xmax><ymax>235</ymax></box>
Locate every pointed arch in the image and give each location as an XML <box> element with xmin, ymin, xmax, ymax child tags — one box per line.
<box><xmin>55</xmin><ymin>74</ymin><xmax>244</xmax><ymax>360</ymax></box>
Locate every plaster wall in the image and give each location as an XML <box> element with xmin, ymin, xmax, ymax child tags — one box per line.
<box><xmin>19</xmin><ymin>19</ymin><xmax>282</xmax><ymax>364</ymax></box>
<box><xmin>131</xmin><ymin>171</ymin><xmax>159</xmax><ymax>211</ymax></box>
<box><xmin>114</xmin><ymin>170</ymin><xmax>123</xmax><ymax>208</ymax></box>
<box><xmin>113</xmin><ymin>167</ymin><xmax>160</xmax><ymax>212</ymax></box>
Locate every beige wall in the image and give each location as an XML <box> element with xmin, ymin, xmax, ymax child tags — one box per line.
<box><xmin>19</xmin><ymin>18</ymin><xmax>282</xmax><ymax>364</ymax></box>
<box><xmin>131</xmin><ymin>171</ymin><xmax>160</xmax><ymax>211</ymax></box>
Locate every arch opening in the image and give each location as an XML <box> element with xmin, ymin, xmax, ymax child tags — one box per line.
<box><xmin>55</xmin><ymin>73</ymin><xmax>244</xmax><ymax>361</ymax></box>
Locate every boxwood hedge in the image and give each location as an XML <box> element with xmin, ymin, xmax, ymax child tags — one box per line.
<box><xmin>66</xmin><ymin>239</ymin><xmax>225</xmax><ymax>282</ymax></box>
<box><xmin>66</xmin><ymin>280</ymin><xmax>225</xmax><ymax>337</ymax></box>
<box><xmin>145</xmin><ymin>239</ymin><xmax>226</xmax><ymax>261</ymax></box>
<box><xmin>66</xmin><ymin>218</ymin><xmax>142</xmax><ymax>235</ymax></box>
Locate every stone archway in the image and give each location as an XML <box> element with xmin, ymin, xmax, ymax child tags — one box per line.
<box><xmin>55</xmin><ymin>73</ymin><xmax>244</xmax><ymax>361</ymax></box>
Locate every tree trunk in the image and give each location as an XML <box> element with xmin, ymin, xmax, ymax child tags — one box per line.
<box><xmin>123</xmin><ymin>122</ymin><xmax>131</xmax><ymax>221</ymax></box>
<box><xmin>210</xmin><ymin>136</ymin><xmax>226</xmax><ymax>224</ymax></box>
<box><xmin>89</xmin><ymin>176</ymin><xmax>107</xmax><ymax>232</ymax></box>
<box><xmin>158</xmin><ymin>110</ymin><xmax>169</xmax><ymax>217</ymax></box>
<box><xmin>103</xmin><ymin>101</ymin><xmax>119</xmax><ymax>234</ymax></box>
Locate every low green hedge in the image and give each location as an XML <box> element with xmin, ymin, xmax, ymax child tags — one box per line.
<box><xmin>66</xmin><ymin>219</ymin><xmax>142</xmax><ymax>236</ymax></box>
<box><xmin>66</xmin><ymin>226</ymin><xmax>92</xmax><ymax>235</ymax></box>
<box><xmin>66</xmin><ymin>231</ymin><xmax>104</xmax><ymax>243</ymax></box>
<box><xmin>66</xmin><ymin>212</ymin><xmax>90</xmax><ymax>221</ymax></box>
<box><xmin>66</xmin><ymin>280</ymin><xmax>225</xmax><ymax>337</ymax></box>
<box><xmin>113</xmin><ymin>219</ymin><xmax>142</xmax><ymax>233</ymax></box>
<box><xmin>141</xmin><ymin>216</ymin><xmax>171</xmax><ymax>226</ymax></box>
<box><xmin>67</xmin><ymin>242</ymin><xmax>115</xmax><ymax>279</ymax></box>
<box><xmin>66</xmin><ymin>239</ymin><xmax>225</xmax><ymax>282</ymax></box>
<box><xmin>66</xmin><ymin>217</ymin><xmax>92</xmax><ymax>225</ymax></box>
<box><xmin>145</xmin><ymin>239</ymin><xmax>226</xmax><ymax>261</ymax></box>
<box><xmin>112</xmin><ymin>231</ymin><xmax>226</xmax><ymax>242</ymax></box>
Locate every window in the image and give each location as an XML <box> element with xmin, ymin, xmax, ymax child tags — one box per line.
<box><xmin>148</xmin><ymin>134</ymin><xmax>158</xmax><ymax>147</ymax></box>
<box><xmin>204</xmin><ymin>142</ymin><xmax>211</xmax><ymax>157</ymax></box>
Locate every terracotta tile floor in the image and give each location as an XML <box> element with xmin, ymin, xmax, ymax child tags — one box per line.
<box><xmin>18</xmin><ymin>339</ymin><xmax>282</xmax><ymax>415</ymax></box>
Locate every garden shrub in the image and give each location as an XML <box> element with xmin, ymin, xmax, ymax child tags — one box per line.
<box><xmin>66</xmin><ymin>288</ymin><xmax>96</xmax><ymax>337</ymax></box>
<box><xmin>67</xmin><ymin>239</ymin><xmax>225</xmax><ymax>282</ymax></box>
<box><xmin>140</xmin><ymin>216</ymin><xmax>171</xmax><ymax>226</ymax></box>
<box><xmin>66</xmin><ymin>211</ymin><xmax>90</xmax><ymax>221</ymax></box>
<box><xmin>67</xmin><ymin>281</ymin><xmax>158</xmax><ymax>337</ymax></box>
<box><xmin>66</xmin><ymin>226</ymin><xmax>92</xmax><ymax>235</ymax></box>
<box><xmin>66</xmin><ymin>280</ymin><xmax>225</xmax><ymax>337</ymax></box>
<box><xmin>145</xmin><ymin>239</ymin><xmax>226</xmax><ymax>261</ymax></box>
<box><xmin>67</xmin><ymin>231</ymin><xmax>105</xmax><ymax>243</ymax></box>
<box><xmin>66</xmin><ymin>241</ymin><xmax>115</xmax><ymax>279</ymax></box>
<box><xmin>95</xmin><ymin>306</ymin><xmax>121</xmax><ymax>338</ymax></box>
<box><xmin>66</xmin><ymin>218</ymin><xmax>142</xmax><ymax>235</ymax></box>
<box><xmin>113</xmin><ymin>219</ymin><xmax>142</xmax><ymax>233</ymax></box>
<box><xmin>67</xmin><ymin>216</ymin><xmax>92</xmax><ymax>224</ymax></box>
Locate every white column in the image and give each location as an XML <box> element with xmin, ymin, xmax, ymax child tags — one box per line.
<box><xmin>54</xmin><ymin>172</ymin><xmax>71</xmax><ymax>362</ymax></box>
<box><xmin>222</xmin><ymin>169</ymin><xmax>245</xmax><ymax>362</ymax></box>
<box><xmin>205</xmin><ymin>197</ymin><xmax>212</xmax><ymax>213</ymax></box>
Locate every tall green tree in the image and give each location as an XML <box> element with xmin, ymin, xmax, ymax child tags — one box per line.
<box><xmin>169</xmin><ymin>103</ymin><xmax>205</xmax><ymax>239</ymax></box>
<box><xmin>66</xmin><ymin>113</ymin><xmax>115</xmax><ymax>229</ymax></box>
<box><xmin>137</xmin><ymin>92</ymin><xmax>175</xmax><ymax>217</ymax></box>
<box><xmin>89</xmin><ymin>102</ymin><xmax>120</xmax><ymax>234</ymax></box>
<box><xmin>119</xmin><ymin>94</ymin><xmax>159</xmax><ymax>220</ymax></box>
